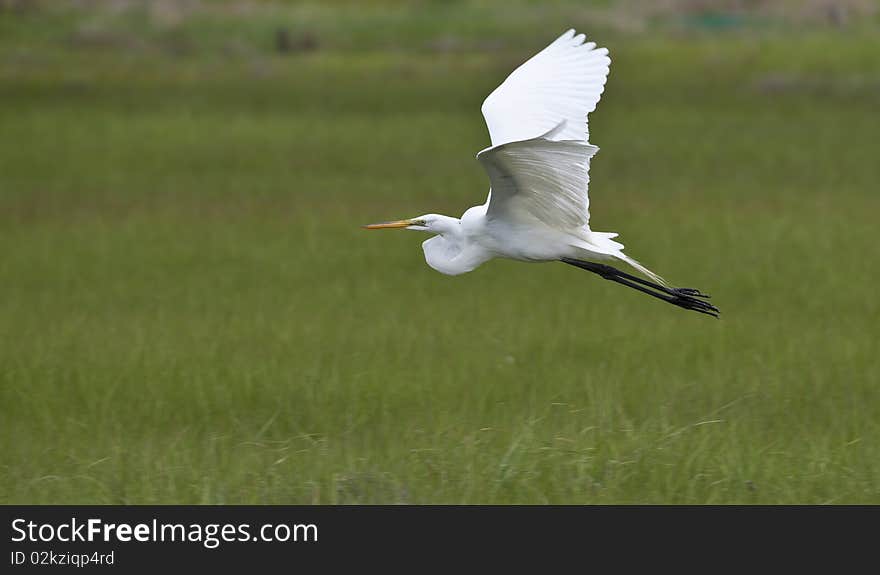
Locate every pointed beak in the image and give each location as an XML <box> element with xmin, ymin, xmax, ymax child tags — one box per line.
<box><xmin>363</xmin><ymin>219</ymin><xmax>416</xmax><ymax>230</ymax></box>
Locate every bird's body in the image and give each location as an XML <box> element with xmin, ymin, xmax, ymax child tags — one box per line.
<box><xmin>366</xmin><ymin>29</ymin><xmax>719</xmax><ymax>317</ymax></box>
<box><xmin>421</xmin><ymin>203</ymin><xmax>621</xmax><ymax>275</ymax></box>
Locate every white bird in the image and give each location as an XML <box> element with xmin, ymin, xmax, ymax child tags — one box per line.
<box><xmin>366</xmin><ymin>29</ymin><xmax>718</xmax><ymax>317</ymax></box>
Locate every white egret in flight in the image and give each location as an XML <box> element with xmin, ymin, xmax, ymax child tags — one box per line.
<box><xmin>366</xmin><ymin>29</ymin><xmax>719</xmax><ymax>317</ymax></box>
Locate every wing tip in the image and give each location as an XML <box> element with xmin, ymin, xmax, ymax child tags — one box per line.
<box><xmin>553</xmin><ymin>29</ymin><xmax>610</xmax><ymax>62</ymax></box>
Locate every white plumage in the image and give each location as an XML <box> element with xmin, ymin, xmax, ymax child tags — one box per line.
<box><xmin>365</xmin><ymin>29</ymin><xmax>719</xmax><ymax>317</ymax></box>
<box><xmin>481</xmin><ymin>29</ymin><xmax>610</xmax><ymax>146</ymax></box>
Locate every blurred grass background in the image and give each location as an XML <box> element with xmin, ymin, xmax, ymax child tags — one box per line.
<box><xmin>1</xmin><ymin>0</ymin><xmax>879</xmax><ymax>504</ymax></box>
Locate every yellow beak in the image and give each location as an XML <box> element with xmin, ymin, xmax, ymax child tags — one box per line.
<box><xmin>363</xmin><ymin>219</ymin><xmax>415</xmax><ymax>230</ymax></box>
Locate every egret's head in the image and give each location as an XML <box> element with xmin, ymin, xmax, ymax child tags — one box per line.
<box><xmin>363</xmin><ymin>214</ymin><xmax>454</xmax><ymax>234</ymax></box>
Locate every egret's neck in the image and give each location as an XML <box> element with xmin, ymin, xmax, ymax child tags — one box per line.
<box><xmin>420</xmin><ymin>212</ymin><xmax>492</xmax><ymax>276</ymax></box>
<box><xmin>430</xmin><ymin>215</ymin><xmax>462</xmax><ymax>236</ymax></box>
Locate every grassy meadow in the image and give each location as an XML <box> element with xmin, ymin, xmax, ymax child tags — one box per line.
<box><xmin>1</xmin><ymin>1</ymin><xmax>879</xmax><ymax>504</ymax></box>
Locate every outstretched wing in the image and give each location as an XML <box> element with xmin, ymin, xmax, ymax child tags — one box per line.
<box><xmin>477</xmin><ymin>29</ymin><xmax>610</xmax><ymax>229</ymax></box>
<box><xmin>480</xmin><ymin>29</ymin><xmax>610</xmax><ymax>146</ymax></box>
<box><xmin>477</xmin><ymin>132</ymin><xmax>597</xmax><ymax>228</ymax></box>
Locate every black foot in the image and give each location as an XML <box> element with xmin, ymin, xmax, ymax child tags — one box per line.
<box><xmin>673</xmin><ymin>287</ymin><xmax>711</xmax><ymax>299</ymax></box>
<box><xmin>668</xmin><ymin>290</ymin><xmax>720</xmax><ymax>318</ymax></box>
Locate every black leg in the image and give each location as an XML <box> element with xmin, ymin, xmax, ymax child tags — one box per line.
<box><xmin>560</xmin><ymin>258</ymin><xmax>720</xmax><ymax>318</ymax></box>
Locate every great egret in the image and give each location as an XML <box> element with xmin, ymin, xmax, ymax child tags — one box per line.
<box><xmin>365</xmin><ymin>29</ymin><xmax>719</xmax><ymax>317</ymax></box>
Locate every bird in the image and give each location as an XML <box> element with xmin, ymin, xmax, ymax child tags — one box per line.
<box><xmin>365</xmin><ymin>29</ymin><xmax>719</xmax><ymax>317</ymax></box>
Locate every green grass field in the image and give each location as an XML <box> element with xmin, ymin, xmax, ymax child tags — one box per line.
<box><xmin>2</xmin><ymin>2</ymin><xmax>879</xmax><ymax>504</ymax></box>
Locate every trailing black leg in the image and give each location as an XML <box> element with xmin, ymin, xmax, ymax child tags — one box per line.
<box><xmin>560</xmin><ymin>258</ymin><xmax>720</xmax><ymax>318</ymax></box>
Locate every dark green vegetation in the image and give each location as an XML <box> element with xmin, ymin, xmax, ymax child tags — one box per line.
<box><xmin>2</xmin><ymin>1</ymin><xmax>879</xmax><ymax>503</ymax></box>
